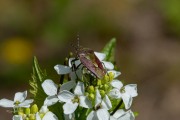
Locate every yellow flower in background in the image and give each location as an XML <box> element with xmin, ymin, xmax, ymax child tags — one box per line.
<box><xmin>1</xmin><ymin>37</ymin><xmax>33</xmax><ymax>64</ymax></box>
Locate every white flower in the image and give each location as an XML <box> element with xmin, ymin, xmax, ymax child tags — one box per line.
<box><xmin>0</xmin><ymin>91</ymin><xmax>33</xmax><ymax>108</ymax></box>
<box><xmin>110</xmin><ymin>109</ymin><xmax>135</xmax><ymax>120</ymax></box>
<box><xmin>12</xmin><ymin>115</ymin><xmax>23</xmax><ymax>120</ymax></box>
<box><xmin>109</xmin><ymin>80</ymin><xmax>138</xmax><ymax>109</ymax></box>
<box><xmin>87</xmin><ymin>89</ymin><xmax>112</xmax><ymax>120</ymax></box>
<box><xmin>58</xmin><ymin>82</ymin><xmax>92</xmax><ymax>114</ymax></box>
<box><xmin>36</xmin><ymin>106</ymin><xmax>58</xmax><ymax>120</ymax></box>
<box><xmin>42</xmin><ymin>79</ymin><xmax>76</xmax><ymax>106</ymax></box>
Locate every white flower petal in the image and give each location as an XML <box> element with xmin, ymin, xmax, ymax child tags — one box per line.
<box><xmin>122</xmin><ymin>94</ymin><xmax>132</xmax><ymax>109</ymax></box>
<box><xmin>125</xmin><ymin>84</ymin><xmax>138</xmax><ymax>97</ymax></box>
<box><xmin>118</xmin><ymin>110</ymin><xmax>135</xmax><ymax>120</ymax></box>
<box><xmin>18</xmin><ymin>99</ymin><xmax>33</xmax><ymax>107</ymax></box>
<box><xmin>87</xmin><ymin>111</ymin><xmax>97</xmax><ymax>120</ymax></box>
<box><xmin>14</xmin><ymin>91</ymin><xmax>27</xmax><ymax>102</ymax></box>
<box><xmin>95</xmin><ymin>89</ymin><xmax>102</xmax><ymax>107</ymax></box>
<box><xmin>42</xmin><ymin>111</ymin><xmax>58</xmax><ymax>120</ymax></box>
<box><xmin>113</xmin><ymin>109</ymin><xmax>125</xmax><ymax>118</ymax></box>
<box><xmin>60</xmin><ymin>80</ymin><xmax>76</xmax><ymax>92</ymax></box>
<box><xmin>110</xmin><ymin>116</ymin><xmax>117</xmax><ymax>120</ymax></box>
<box><xmin>69</xmin><ymin>70</ymin><xmax>82</xmax><ymax>81</ymax></box>
<box><xmin>111</xmin><ymin>80</ymin><xmax>123</xmax><ymax>89</ymax></box>
<box><xmin>58</xmin><ymin>90</ymin><xmax>75</xmax><ymax>102</ymax></box>
<box><xmin>97</xmin><ymin>109</ymin><xmax>110</xmax><ymax>120</ymax></box>
<box><xmin>12</xmin><ymin>115</ymin><xmax>23</xmax><ymax>120</ymax></box>
<box><xmin>0</xmin><ymin>99</ymin><xmax>14</xmax><ymax>108</ymax></box>
<box><xmin>44</xmin><ymin>96</ymin><xmax>59</xmax><ymax>106</ymax></box>
<box><xmin>79</xmin><ymin>96</ymin><xmax>92</xmax><ymax>108</ymax></box>
<box><xmin>54</xmin><ymin>65</ymin><xmax>71</xmax><ymax>75</ymax></box>
<box><xmin>42</xmin><ymin>79</ymin><xmax>58</xmax><ymax>96</ymax></box>
<box><xmin>101</xmin><ymin>95</ymin><xmax>112</xmax><ymax>110</ymax></box>
<box><xmin>102</xmin><ymin>61</ymin><xmax>114</xmax><ymax>70</ymax></box>
<box><xmin>109</xmin><ymin>88</ymin><xmax>121</xmax><ymax>99</ymax></box>
<box><xmin>108</xmin><ymin>70</ymin><xmax>121</xmax><ymax>78</ymax></box>
<box><xmin>39</xmin><ymin>106</ymin><xmax>48</xmax><ymax>113</ymax></box>
<box><xmin>35</xmin><ymin>113</ymin><xmax>41</xmax><ymax>120</ymax></box>
<box><xmin>68</xmin><ymin>58</ymin><xmax>81</xmax><ymax>67</ymax></box>
<box><xmin>74</xmin><ymin>82</ymin><xmax>84</xmax><ymax>96</ymax></box>
<box><xmin>94</xmin><ymin>52</ymin><xmax>106</xmax><ymax>61</ymax></box>
<box><xmin>63</xmin><ymin>102</ymin><xmax>78</xmax><ymax>114</ymax></box>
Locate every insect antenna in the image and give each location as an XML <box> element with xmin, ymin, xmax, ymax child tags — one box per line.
<box><xmin>77</xmin><ymin>34</ymin><xmax>80</xmax><ymax>48</ymax></box>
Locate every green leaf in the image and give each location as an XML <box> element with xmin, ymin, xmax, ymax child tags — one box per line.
<box><xmin>102</xmin><ymin>38</ymin><xmax>116</xmax><ymax>62</ymax></box>
<box><xmin>29</xmin><ymin>56</ymin><xmax>47</xmax><ymax>108</ymax></box>
<box><xmin>29</xmin><ymin>57</ymin><xmax>64</xmax><ymax>120</ymax></box>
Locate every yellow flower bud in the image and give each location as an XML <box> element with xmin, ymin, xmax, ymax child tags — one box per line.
<box><xmin>25</xmin><ymin>108</ymin><xmax>30</xmax><ymax>115</ymax></box>
<box><xmin>18</xmin><ymin>111</ymin><xmax>24</xmax><ymax>116</ymax></box>
<box><xmin>103</xmin><ymin>84</ymin><xmax>109</xmax><ymax>91</ymax></box>
<box><xmin>29</xmin><ymin>114</ymin><xmax>35</xmax><ymax>120</ymax></box>
<box><xmin>100</xmin><ymin>90</ymin><xmax>105</xmax><ymax>97</ymax></box>
<box><xmin>97</xmin><ymin>79</ymin><xmax>101</xmax><ymax>86</ymax></box>
<box><xmin>31</xmin><ymin>104</ymin><xmax>38</xmax><ymax>114</ymax></box>
<box><xmin>103</xmin><ymin>75</ymin><xmax>110</xmax><ymax>83</ymax></box>
<box><xmin>109</xmin><ymin>72</ymin><xmax>115</xmax><ymax>81</ymax></box>
<box><xmin>88</xmin><ymin>86</ymin><xmax>95</xmax><ymax>93</ymax></box>
<box><xmin>88</xmin><ymin>93</ymin><xmax>95</xmax><ymax>100</ymax></box>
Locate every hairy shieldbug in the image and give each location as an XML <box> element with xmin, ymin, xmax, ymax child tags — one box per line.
<box><xmin>71</xmin><ymin>41</ymin><xmax>106</xmax><ymax>79</ymax></box>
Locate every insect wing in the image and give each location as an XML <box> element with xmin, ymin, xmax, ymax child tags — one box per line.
<box><xmin>79</xmin><ymin>50</ymin><xmax>106</xmax><ymax>79</ymax></box>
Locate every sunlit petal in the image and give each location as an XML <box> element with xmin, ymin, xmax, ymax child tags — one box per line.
<box><xmin>111</xmin><ymin>80</ymin><xmax>123</xmax><ymax>89</ymax></box>
<box><xmin>74</xmin><ymin>82</ymin><xmax>84</xmax><ymax>96</ymax></box>
<box><xmin>14</xmin><ymin>91</ymin><xmax>27</xmax><ymax>102</ymax></box>
<box><xmin>54</xmin><ymin>64</ymin><xmax>71</xmax><ymax>75</ymax></box>
<box><xmin>79</xmin><ymin>96</ymin><xmax>92</xmax><ymax>108</ymax></box>
<box><xmin>0</xmin><ymin>99</ymin><xmax>14</xmax><ymax>108</ymax></box>
<box><xmin>63</xmin><ymin>102</ymin><xmax>78</xmax><ymax>114</ymax></box>
<box><xmin>42</xmin><ymin>112</ymin><xmax>58</xmax><ymax>120</ymax></box>
<box><xmin>44</xmin><ymin>96</ymin><xmax>59</xmax><ymax>106</ymax></box>
<box><xmin>125</xmin><ymin>84</ymin><xmax>138</xmax><ymax>97</ymax></box>
<box><xmin>94</xmin><ymin>52</ymin><xmax>106</xmax><ymax>61</ymax></box>
<box><xmin>58</xmin><ymin>90</ymin><xmax>75</xmax><ymax>102</ymax></box>
<box><xmin>102</xmin><ymin>61</ymin><xmax>114</xmax><ymax>70</ymax></box>
<box><xmin>97</xmin><ymin>109</ymin><xmax>110</xmax><ymax>120</ymax></box>
<box><xmin>42</xmin><ymin>79</ymin><xmax>58</xmax><ymax>96</ymax></box>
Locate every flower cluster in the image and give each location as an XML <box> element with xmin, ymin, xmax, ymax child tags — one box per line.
<box><xmin>0</xmin><ymin>91</ymin><xmax>58</xmax><ymax>120</ymax></box>
<box><xmin>0</xmin><ymin>40</ymin><xmax>138</xmax><ymax>120</ymax></box>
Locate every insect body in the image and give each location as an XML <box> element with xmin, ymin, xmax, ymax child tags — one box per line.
<box><xmin>75</xmin><ymin>47</ymin><xmax>106</xmax><ymax>79</ymax></box>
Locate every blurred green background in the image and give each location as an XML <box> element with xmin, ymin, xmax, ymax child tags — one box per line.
<box><xmin>1</xmin><ymin>0</ymin><xmax>180</xmax><ymax>119</ymax></box>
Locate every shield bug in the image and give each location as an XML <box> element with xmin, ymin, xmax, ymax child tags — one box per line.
<box><xmin>71</xmin><ymin>40</ymin><xmax>106</xmax><ymax>79</ymax></box>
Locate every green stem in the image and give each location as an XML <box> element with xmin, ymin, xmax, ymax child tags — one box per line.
<box><xmin>78</xmin><ymin>108</ymin><xmax>88</xmax><ymax>119</ymax></box>
<box><xmin>110</xmin><ymin>99</ymin><xmax>123</xmax><ymax>115</ymax></box>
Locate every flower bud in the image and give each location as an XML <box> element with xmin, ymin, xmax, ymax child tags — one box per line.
<box><xmin>100</xmin><ymin>90</ymin><xmax>105</xmax><ymax>97</ymax></box>
<box><xmin>29</xmin><ymin>114</ymin><xmax>35</xmax><ymax>120</ymax></box>
<box><xmin>103</xmin><ymin>84</ymin><xmax>109</xmax><ymax>91</ymax></box>
<box><xmin>18</xmin><ymin>111</ymin><xmax>24</xmax><ymax>116</ymax></box>
<box><xmin>88</xmin><ymin>93</ymin><xmax>95</xmax><ymax>100</ymax></box>
<box><xmin>25</xmin><ymin>108</ymin><xmax>30</xmax><ymax>115</ymax></box>
<box><xmin>97</xmin><ymin>79</ymin><xmax>101</xmax><ymax>86</ymax></box>
<box><xmin>31</xmin><ymin>104</ymin><xmax>38</xmax><ymax>114</ymax></box>
<box><xmin>88</xmin><ymin>86</ymin><xmax>95</xmax><ymax>93</ymax></box>
<box><xmin>25</xmin><ymin>118</ymin><xmax>29</xmax><ymax>120</ymax></box>
<box><xmin>103</xmin><ymin>75</ymin><xmax>110</xmax><ymax>83</ymax></box>
<box><xmin>109</xmin><ymin>72</ymin><xmax>114</xmax><ymax>81</ymax></box>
